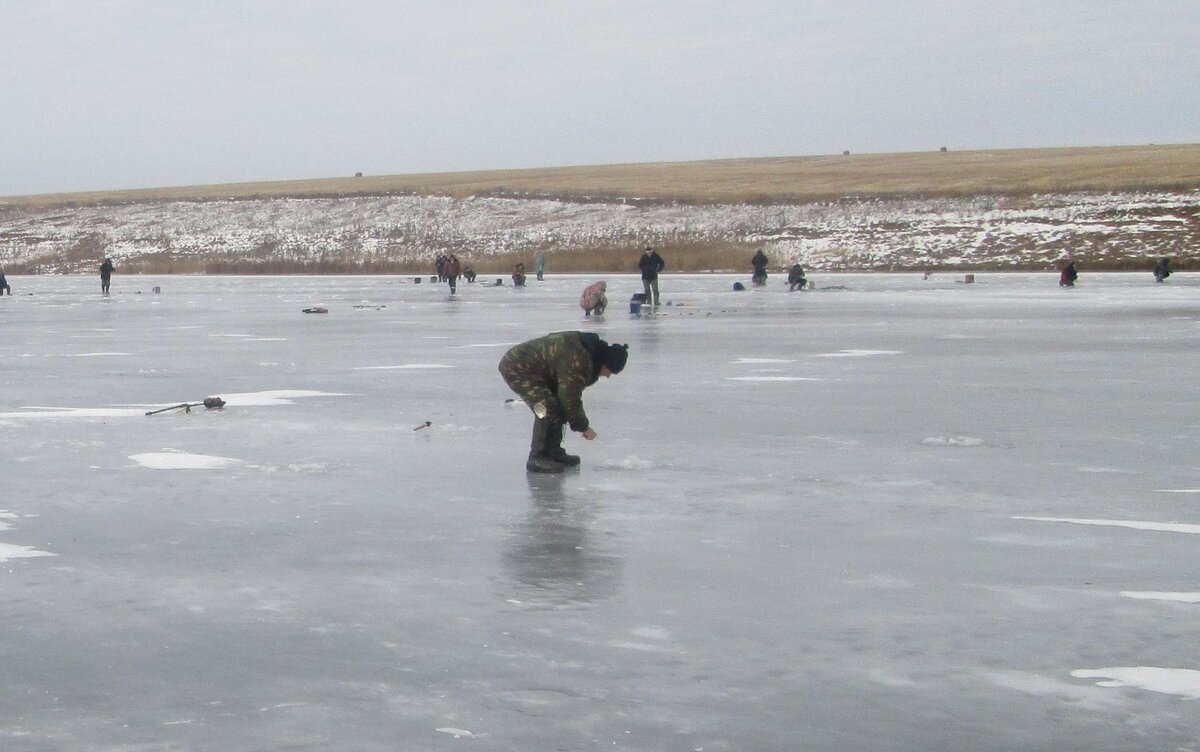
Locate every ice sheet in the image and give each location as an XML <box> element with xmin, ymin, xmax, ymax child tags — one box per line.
<box><xmin>1</xmin><ymin>271</ymin><xmax>1198</xmax><ymax>750</ymax></box>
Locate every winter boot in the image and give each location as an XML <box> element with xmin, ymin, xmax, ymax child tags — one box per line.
<box><xmin>526</xmin><ymin>417</ymin><xmax>565</xmax><ymax>473</ymax></box>
<box><xmin>544</xmin><ymin>421</ymin><xmax>580</xmax><ymax>466</ymax></box>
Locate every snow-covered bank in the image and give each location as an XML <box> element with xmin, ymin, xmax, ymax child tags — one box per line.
<box><xmin>2</xmin><ymin>189</ymin><xmax>1197</xmax><ymax>273</ymax></box>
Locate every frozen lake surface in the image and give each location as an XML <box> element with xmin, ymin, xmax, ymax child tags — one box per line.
<box><xmin>1</xmin><ymin>271</ymin><xmax>1198</xmax><ymax>751</ymax></box>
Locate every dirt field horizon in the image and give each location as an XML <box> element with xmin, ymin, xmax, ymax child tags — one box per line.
<box><xmin>5</xmin><ymin>143</ymin><xmax>1200</xmax><ymax>208</ymax></box>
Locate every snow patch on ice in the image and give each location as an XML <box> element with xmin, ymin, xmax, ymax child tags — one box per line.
<box><xmin>354</xmin><ymin>363</ymin><xmax>453</xmax><ymax>370</ymax></box>
<box><xmin>726</xmin><ymin>376</ymin><xmax>820</xmax><ymax>382</ymax></box>
<box><xmin>631</xmin><ymin>625</ymin><xmax>671</xmax><ymax>640</ymax></box>
<box><xmin>0</xmin><ymin>406</ymin><xmax>145</xmax><ymax>420</ymax></box>
<box><xmin>597</xmin><ymin>456</ymin><xmax>657</xmax><ymax>471</ymax></box>
<box><xmin>131</xmin><ymin>451</ymin><xmax>245</xmax><ymax>470</ymax></box>
<box><xmin>435</xmin><ymin>727</ymin><xmax>477</xmax><ymax>738</ymax></box>
<box><xmin>921</xmin><ymin>435</ymin><xmax>985</xmax><ymax>447</ymax></box>
<box><xmin>813</xmin><ymin>349</ymin><xmax>902</xmax><ymax>358</ymax></box>
<box><xmin>219</xmin><ymin>390</ymin><xmax>348</xmax><ymax>406</ymax></box>
<box><xmin>1013</xmin><ymin>516</ymin><xmax>1200</xmax><ymax>535</ymax></box>
<box><xmin>1155</xmin><ymin>489</ymin><xmax>1200</xmax><ymax>494</ymax></box>
<box><xmin>733</xmin><ymin>357</ymin><xmax>796</xmax><ymax>364</ymax></box>
<box><xmin>56</xmin><ymin>352</ymin><xmax>131</xmax><ymax>357</ymax></box>
<box><xmin>0</xmin><ymin>543</ymin><xmax>56</xmax><ymax>562</ymax></box>
<box><xmin>1120</xmin><ymin>591</ymin><xmax>1200</xmax><ymax>604</ymax></box>
<box><xmin>1071</xmin><ymin>667</ymin><xmax>1200</xmax><ymax>699</ymax></box>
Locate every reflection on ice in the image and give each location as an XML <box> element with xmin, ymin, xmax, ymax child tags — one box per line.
<box><xmin>500</xmin><ymin>474</ymin><xmax>622</xmax><ymax>608</ymax></box>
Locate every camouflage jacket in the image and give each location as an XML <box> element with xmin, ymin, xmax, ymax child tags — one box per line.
<box><xmin>500</xmin><ymin>331</ymin><xmax>603</xmax><ymax>432</ymax></box>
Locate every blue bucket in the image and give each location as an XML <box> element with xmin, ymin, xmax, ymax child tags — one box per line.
<box><xmin>629</xmin><ymin>301</ymin><xmax>641</xmax><ymax>314</ymax></box>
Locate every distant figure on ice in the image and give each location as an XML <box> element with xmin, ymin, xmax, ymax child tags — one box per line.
<box><xmin>99</xmin><ymin>257</ymin><xmax>115</xmax><ymax>294</ymax></box>
<box><xmin>0</xmin><ymin>268</ymin><xmax>10</xmax><ymax>296</ymax></box>
<box><xmin>463</xmin><ymin>265</ymin><xmax>476</xmax><ymax>283</ymax></box>
<box><xmin>751</xmin><ymin>248</ymin><xmax>769</xmax><ymax>286</ymax></box>
<box><xmin>512</xmin><ymin>263</ymin><xmax>527</xmax><ymax>287</ymax></box>
<box><xmin>499</xmin><ymin>331</ymin><xmax>628</xmax><ymax>473</ymax></box>
<box><xmin>535</xmin><ymin>253</ymin><xmax>546</xmax><ymax>281</ymax></box>
<box><xmin>444</xmin><ymin>254</ymin><xmax>462</xmax><ymax>294</ymax></box>
<box><xmin>637</xmin><ymin>245</ymin><xmax>664</xmax><ymax>306</ymax></box>
<box><xmin>1153</xmin><ymin>257</ymin><xmax>1172</xmax><ymax>283</ymax></box>
<box><xmin>580</xmin><ymin>281</ymin><xmax>607</xmax><ymax>316</ymax></box>
<box><xmin>435</xmin><ymin>254</ymin><xmax>447</xmax><ymax>282</ymax></box>
<box><xmin>787</xmin><ymin>263</ymin><xmax>807</xmax><ymax>291</ymax></box>
<box><xmin>1059</xmin><ymin>262</ymin><xmax>1078</xmax><ymax>287</ymax></box>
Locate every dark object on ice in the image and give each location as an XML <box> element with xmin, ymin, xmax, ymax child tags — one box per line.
<box><xmin>413</xmin><ymin>421</ymin><xmax>432</xmax><ymax>431</ymax></box>
<box><xmin>302</xmin><ymin>307</ymin><xmax>328</xmax><ymax>314</ymax></box>
<box><xmin>1059</xmin><ymin>262</ymin><xmax>1078</xmax><ymax>287</ymax></box>
<box><xmin>0</xmin><ymin>269</ymin><xmax>11</xmax><ymax>296</ymax></box>
<box><xmin>1153</xmin><ymin>257</ymin><xmax>1172</xmax><ymax>282</ymax></box>
<box><xmin>732</xmin><ymin>282</ymin><xmax>745</xmax><ymax>291</ymax></box>
<box><xmin>751</xmin><ymin>248</ymin><xmax>768</xmax><ymax>286</ymax></box>
<box><xmin>787</xmin><ymin>264</ymin><xmax>807</xmax><ymax>291</ymax></box>
<box><xmin>146</xmin><ymin>396</ymin><xmax>226</xmax><ymax>416</ymax></box>
<box><xmin>414</xmin><ymin>277</ymin><xmax>421</xmax><ymax>283</ymax></box>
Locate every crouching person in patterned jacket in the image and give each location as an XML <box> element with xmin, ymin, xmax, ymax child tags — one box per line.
<box><xmin>499</xmin><ymin>331</ymin><xmax>629</xmax><ymax>473</ymax></box>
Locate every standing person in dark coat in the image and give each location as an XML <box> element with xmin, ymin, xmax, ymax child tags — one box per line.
<box><xmin>1059</xmin><ymin>262</ymin><xmax>1078</xmax><ymax>287</ymax></box>
<box><xmin>444</xmin><ymin>254</ymin><xmax>462</xmax><ymax>294</ymax></box>
<box><xmin>0</xmin><ymin>268</ymin><xmax>11</xmax><ymax>295</ymax></box>
<box><xmin>637</xmin><ymin>246</ymin><xmax>665</xmax><ymax>306</ymax></box>
<box><xmin>499</xmin><ymin>331</ymin><xmax>628</xmax><ymax>473</ymax></box>
<box><xmin>751</xmin><ymin>248</ymin><xmax>769</xmax><ymax>286</ymax></box>
<box><xmin>1153</xmin><ymin>257</ymin><xmax>1172</xmax><ymax>283</ymax></box>
<box><xmin>99</xmin><ymin>258</ymin><xmax>115</xmax><ymax>294</ymax></box>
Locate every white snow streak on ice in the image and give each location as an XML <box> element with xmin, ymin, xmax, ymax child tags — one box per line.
<box><xmin>218</xmin><ymin>390</ymin><xmax>347</xmax><ymax>406</ymax></box>
<box><xmin>1155</xmin><ymin>489</ymin><xmax>1200</xmax><ymax>494</ymax></box>
<box><xmin>130</xmin><ymin>451</ymin><xmax>244</xmax><ymax>470</ymax></box>
<box><xmin>354</xmin><ymin>364</ymin><xmax>453</xmax><ymax>370</ymax></box>
<box><xmin>1013</xmin><ymin>516</ymin><xmax>1200</xmax><ymax>535</ymax></box>
<box><xmin>813</xmin><ymin>349</ymin><xmax>902</xmax><ymax>358</ymax></box>
<box><xmin>921</xmin><ymin>436</ymin><xmax>986</xmax><ymax>447</ymax></box>
<box><xmin>435</xmin><ymin>728</ymin><xmax>476</xmax><ymax>738</ymax></box>
<box><xmin>1120</xmin><ymin>592</ymin><xmax>1200</xmax><ymax>604</ymax></box>
<box><xmin>56</xmin><ymin>352</ymin><xmax>131</xmax><ymax>357</ymax></box>
<box><xmin>0</xmin><ymin>407</ymin><xmax>145</xmax><ymax>420</ymax></box>
<box><xmin>1071</xmin><ymin>668</ymin><xmax>1200</xmax><ymax>699</ymax></box>
<box><xmin>733</xmin><ymin>358</ymin><xmax>795</xmax><ymax>364</ymax></box>
<box><xmin>726</xmin><ymin>376</ymin><xmax>819</xmax><ymax>382</ymax></box>
<box><xmin>0</xmin><ymin>543</ymin><xmax>56</xmax><ymax>562</ymax></box>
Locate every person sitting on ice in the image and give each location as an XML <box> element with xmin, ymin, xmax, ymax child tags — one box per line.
<box><xmin>1153</xmin><ymin>257</ymin><xmax>1172</xmax><ymax>283</ymax></box>
<box><xmin>512</xmin><ymin>263</ymin><xmax>527</xmax><ymax>287</ymax></box>
<box><xmin>580</xmin><ymin>281</ymin><xmax>607</xmax><ymax>316</ymax></box>
<box><xmin>1059</xmin><ymin>261</ymin><xmax>1078</xmax><ymax>287</ymax></box>
<box><xmin>787</xmin><ymin>264</ymin><xmax>807</xmax><ymax>291</ymax></box>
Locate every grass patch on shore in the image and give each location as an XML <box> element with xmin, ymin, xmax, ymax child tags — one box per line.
<box><xmin>6</xmin><ymin>144</ymin><xmax>1199</xmax><ymax>208</ymax></box>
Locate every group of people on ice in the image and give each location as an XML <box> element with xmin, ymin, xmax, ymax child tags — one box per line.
<box><xmin>1059</xmin><ymin>257</ymin><xmax>1174</xmax><ymax>287</ymax></box>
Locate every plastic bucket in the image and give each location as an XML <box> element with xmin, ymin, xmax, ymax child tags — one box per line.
<box><xmin>630</xmin><ymin>301</ymin><xmax>641</xmax><ymax>314</ymax></box>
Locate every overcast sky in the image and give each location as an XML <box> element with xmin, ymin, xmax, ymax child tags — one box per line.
<box><xmin>2</xmin><ymin>0</ymin><xmax>1196</xmax><ymax>196</ymax></box>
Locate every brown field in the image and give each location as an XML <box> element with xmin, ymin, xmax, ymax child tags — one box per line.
<box><xmin>5</xmin><ymin>144</ymin><xmax>1200</xmax><ymax>208</ymax></box>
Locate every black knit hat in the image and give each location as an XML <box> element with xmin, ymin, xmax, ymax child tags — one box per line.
<box><xmin>602</xmin><ymin>342</ymin><xmax>629</xmax><ymax>373</ymax></box>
